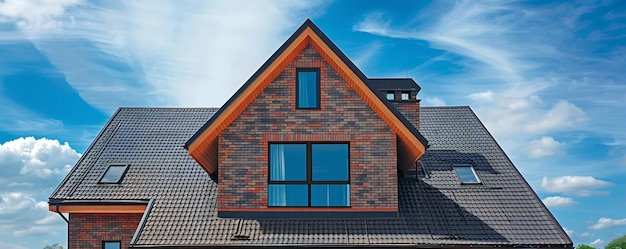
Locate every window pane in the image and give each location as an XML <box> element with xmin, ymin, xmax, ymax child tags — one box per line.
<box><xmin>454</xmin><ymin>166</ymin><xmax>480</xmax><ymax>183</ymax></box>
<box><xmin>311</xmin><ymin>184</ymin><xmax>350</xmax><ymax>207</ymax></box>
<box><xmin>270</xmin><ymin>144</ymin><xmax>306</xmax><ymax>181</ymax></box>
<box><xmin>100</xmin><ymin>165</ymin><xmax>127</xmax><ymax>183</ymax></box>
<box><xmin>401</xmin><ymin>92</ymin><xmax>409</xmax><ymax>100</ymax></box>
<box><xmin>312</xmin><ymin>144</ymin><xmax>348</xmax><ymax>181</ymax></box>
<box><xmin>297</xmin><ymin>71</ymin><xmax>318</xmax><ymax>108</ymax></box>
<box><xmin>268</xmin><ymin>184</ymin><xmax>308</xmax><ymax>206</ymax></box>
<box><xmin>386</xmin><ymin>92</ymin><xmax>394</xmax><ymax>100</ymax></box>
<box><xmin>103</xmin><ymin>241</ymin><xmax>121</xmax><ymax>249</ymax></box>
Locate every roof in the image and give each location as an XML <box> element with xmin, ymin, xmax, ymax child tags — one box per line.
<box><xmin>50</xmin><ymin>107</ymin><xmax>572</xmax><ymax>248</ymax></box>
<box><xmin>184</xmin><ymin>19</ymin><xmax>428</xmax><ymax>174</ymax></box>
<box><xmin>368</xmin><ymin>78</ymin><xmax>422</xmax><ymax>92</ymax></box>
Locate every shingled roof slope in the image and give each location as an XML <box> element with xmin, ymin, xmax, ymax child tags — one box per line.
<box><xmin>49</xmin><ymin>107</ymin><xmax>572</xmax><ymax>248</ymax></box>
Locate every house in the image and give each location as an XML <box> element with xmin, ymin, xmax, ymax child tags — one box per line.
<box><xmin>48</xmin><ymin>20</ymin><xmax>573</xmax><ymax>249</ymax></box>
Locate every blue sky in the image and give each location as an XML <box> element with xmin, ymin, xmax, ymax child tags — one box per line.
<box><xmin>1</xmin><ymin>0</ymin><xmax>625</xmax><ymax>248</ymax></box>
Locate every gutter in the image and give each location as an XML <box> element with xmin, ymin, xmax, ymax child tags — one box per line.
<box><xmin>130</xmin><ymin>199</ymin><xmax>154</xmax><ymax>247</ymax></box>
<box><xmin>54</xmin><ymin>203</ymin><xmax>69</xmax><ymax>224</ymax></box>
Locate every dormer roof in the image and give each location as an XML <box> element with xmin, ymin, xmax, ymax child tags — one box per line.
<box><xmin>185</xmin><ymin>19</ymin><xmax>428</xmax><ymax>174</ymax></box>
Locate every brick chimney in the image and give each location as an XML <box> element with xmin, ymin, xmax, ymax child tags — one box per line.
<box><xmin>369</xmin><ymin>78</ymin><xmax>421</xmax><ymax>129</ymax></box>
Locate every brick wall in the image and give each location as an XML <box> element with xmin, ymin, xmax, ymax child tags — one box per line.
<box><xmin>218</xmin><ymin>45</ymin><xmax>398</xmax><ymax>214</ymax></box>
<box><xmin>391</xmin><ymin>100</ymin><xmax>420</xmax><ymax>129</ymax></box>
<box><xmin>69</xmin><ymin>213</ymin><xmax>142</xmax><ymax>249</ymax></box>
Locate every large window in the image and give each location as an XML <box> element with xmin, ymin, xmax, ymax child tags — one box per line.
<box><xmin>296</xmin><ymin>69</ymin><xmax>320</xmax><ymax>109</ymax></box>
<box><xmin>103</xmin><ymin>241</ymin><xmax>121</xmax><ymax>249</ymax></box>
<box><xmin>269</xmin><ymin>143</ymin><xmax>349</xmax><ymax>207</ymax></box>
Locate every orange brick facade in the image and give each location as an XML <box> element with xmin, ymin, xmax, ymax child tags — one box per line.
<box><xmin>68</xmin><ymin>213</ymin><xmax>142</xmax><ymax>249</ymax></box>
<box><xmin>217</xmin><ymin>45</ymin><xmax>399</xmax><ymax>215</ymax></box>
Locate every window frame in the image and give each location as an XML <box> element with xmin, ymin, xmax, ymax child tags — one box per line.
<box><xmin>453</xmin><ymin>164</ymin><xmax>481</xmax><ymax>184</ymax></box>
<box><xmin>401</xmin><ymin>92</ymin><xmax>410</xmax><ymax>101</ymax></box>
<box><xmin>98</xmin><ymin>164</ymin><xmax>129</xmax><ymax>184</ymax></box>
<box><xmin>102</xmin><ymin>241</ymin><xmax>121</xmax><ymax>249</ymax></box>
<box><xmin>386</xmin><ymin>91</ymin><xmax>395</xmax><ymax>100</ymax></box>
<box><xmin>268</xmin><ymin>142</ymin><xmax>350</xmax><ymax>207</ymax></box>
<box><xmin>295</xmin><ymin>68</ymin><xmax>321</xmax><ymax>109</ymax></box>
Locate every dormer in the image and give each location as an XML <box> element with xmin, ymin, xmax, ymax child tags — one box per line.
<box><xmin>185</xmin><ymin>20</ymin><xmax>428</xmax><ymax>218</ymax></box>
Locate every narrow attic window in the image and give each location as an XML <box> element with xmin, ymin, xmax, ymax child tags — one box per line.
<box><xmin>453</xmin><ymin>165</ymin><xmax>481</xmax><ymax>184</ymax></box>
<box><xmin>386</xmin><ymin>92</ymin><xmax>395</xmax><ymax>100</ymax></box>
<box><xmin>296</xmin><ymin>68</ymin><xmax>320</xmax><ymax>109</ymax></box>
<box><xmin>99</xmin><ymin>164</ymin><xmax>129</xmax><ymax>184</ymax></box>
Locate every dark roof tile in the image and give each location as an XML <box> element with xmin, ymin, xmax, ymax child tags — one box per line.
<box><xmin>50</xmin><ymin>106</ymin><xmax>571</xmax><ymax>247</ymax></box>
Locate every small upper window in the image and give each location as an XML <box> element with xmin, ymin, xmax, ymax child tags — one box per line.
<box><xmin>103</xmin><ymin>241</ymin><xmax>121</xmax><ymax>249</ymax></box>
<box><xmin>386</xmin><ymin>92</ymin><xmax>395</xmax><ymax>100</ymax></box>
<box><xmin>453</xmin><ymin>165</ymin><xmax>481</xmax><ymax>184</ymax></box>
<box><xmin>296</xmin><ymin>69</ymin><xmax>320</xmax><ymax>109</ymax></box>
<box><xmin>401</xmin><ymin>92</ymin><xmax>410</xmax><ymax>100</ymax></box>
<box><xmin>99</xmin><ymin>165</ymin><xmax>129</xmax><ymax>184</ymax></box>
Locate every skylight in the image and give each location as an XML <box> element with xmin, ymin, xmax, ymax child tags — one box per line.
<box><xmin>453</xmin><ymin>165</ymin><xmax>481</xmax><ymax>184</ymax></box>
<box><xmin>99</xmin><ymin>165</ymin><xmax>129</xmax><ymax>183</ymax></box>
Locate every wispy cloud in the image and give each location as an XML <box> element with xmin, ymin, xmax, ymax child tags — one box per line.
<box><xmin>1</xmin><ymin>1</ymin><xmax>326</xmax><ymax>113</ymax></box>
<box><xmin>541</xmin><ymin>176</ymin><xmax>612</xmax><ymax>197</ymax></box>
<box><xmin>590</xmin><ymin>238</ymin><xmax>604</xmax><ymax>246</ymax></box>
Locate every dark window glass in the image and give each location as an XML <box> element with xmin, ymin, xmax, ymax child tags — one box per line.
<box><xmin>312</xmin><ymin>144</ymin><xmax>348</xmax><ymax>181</ymax></box>
<box><xmin>268</xmin><ymin>143</ymin><xmax>350</xmax><ymax>207</ymax></box>
<box><xmin>297</xmin><ymin>70</ymin><xmax>319</xmax><ymax>108</ymax></box>
<box><xmin>386</xmin><ymin>92</ymin><xmax>394</xmax><ymax>100</ymax></box>
<box><xmin>103</xmin><ymin>241</ymin><xmax>121</xmax><ymax>249</ymax></box>
<box><xmin>268</xmin><ymin>184</ymin><xmax>308</xmax><ymax>206</ymax></box>
<box><xmin>99</xmin><ymin>165</ymin><xmax>128</xmax><ymax>183</ymax></box>
<box><xmin>401</xmin><ymin>92</ymin><xmax>409</xmax><ymax>100</ymax></box>
<box><xmin>311</xmin><ymin>184</ymin><xmax>350</xmax><ymax>207</ymax></box>
<box><xmin>270</xmin><ymin>144</ymin><xmax>306</xmax><ymax>181</ymax></box>
<box><xmin>454</xmin><ymin>166</ymin><xmax>481</xmax><ymax>184</ymax></box>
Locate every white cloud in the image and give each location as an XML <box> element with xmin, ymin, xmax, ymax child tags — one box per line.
<box><xmin>422</xmin><ymin>97</ymin><xmax>446</xmax><ymax>106</ymax></box>
<box><xmin>0</xmin><ymin>0</ymin><xmax>82</xmax><ymax>31</ymax></box>
<box><xmin>541</xmin><ymin>176</ymin><xmax>612</xmax><ymax>197</ymax></box>
<box><xmin>0</xmin><ymin>137</ymin><xmax>81</xmax><ymax>194</ymax></box>
<box><xmin>0</xmin><ymin>241</ymin><xmax>28</xmax><ymax>249</ymax></box>
<box><xmin>542</xmin><ymin>196</ymin><xmax>575</xmax><ymax>208</ymax></box>
<box><xmin>468</xmin><ymin>90</ymin><xmax>494</xmax><ymax>102</ymax></box>
<box><xmin>580</xmin><ymin>232</ymin><xmax>594</xmax><ymax>238</ymax></box>
<box><xmin>1</xmin><ymin>1</ymin><xmax>327</xmax><ymax>113</ymax></box>
<box><xmin>473</xmin><ymin>95</ymin><xmax>587</xmax><ymax>138</ymax></box>
<box><xmin>590</xmin><ymin>217</ymin><xmax>626</xmax><ymax>230</ymax></box>
<box><xmin>527</xmin><ymin>136</ymin><xmax>565</xmax><ymax>158</ymax></box>
<box><xmin>590</xmin><ymin>239</ymin><xmax>604</xmax><ymax>246</ymax></box>
<box><xmin>0</xmin><ymin>192</ymin><xmax>64</xmax><ymax>237</ymax></box>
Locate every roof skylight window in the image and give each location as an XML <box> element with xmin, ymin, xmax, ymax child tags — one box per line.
<box><xmin>99</xmin><ymin>164</ymin><xmax>129</xmax><ymax>184</ymax></box>
<box><xmin>453</xmin><ymin>165</ymin><xmax>481</xmax><ymax>184</ymax></box>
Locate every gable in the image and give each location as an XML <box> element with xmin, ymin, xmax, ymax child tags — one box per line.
<box><xmin>217</xmin><ymin>45</ymin><xmax>400</xmax><ymax>214</ymax></box>
<box><xmin>185</xmin><ymin>20</ymin><xmax>428</xmax><ymax>174</ymax></box>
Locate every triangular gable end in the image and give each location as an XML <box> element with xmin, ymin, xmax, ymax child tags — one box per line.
<box><xmin>185</xmin><ymin>19</ymin><xmax>428</xmax><ymax>174</ymax></box>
